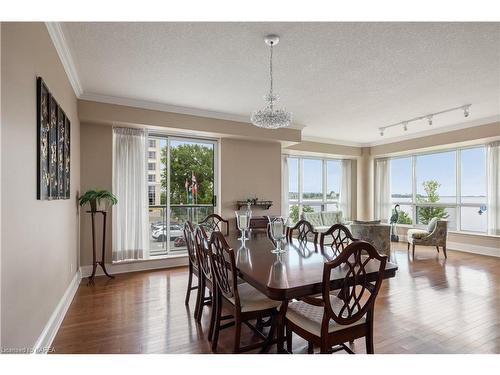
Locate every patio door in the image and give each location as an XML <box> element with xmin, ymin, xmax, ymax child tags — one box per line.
<box><xmin>147</xmin><ymin>134</ymin><xmax>217</xmax><ymax>256</ymax></box>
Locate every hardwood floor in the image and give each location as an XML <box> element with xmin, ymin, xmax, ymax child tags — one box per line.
<box><xmin>51</xmin><ymin>243</ymin><xmax>500</xmax><ymax>354</ymax></box>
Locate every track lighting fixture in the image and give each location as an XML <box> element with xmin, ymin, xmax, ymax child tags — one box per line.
<box><xmin>463</xmin><ymin>105</ymin><xmax>471</xmax><ymax>118</ymax></box>
<box><xmin>378</xmin><ymin>104</ymin><xmax>472</xmax><ymax>136</ymax></box>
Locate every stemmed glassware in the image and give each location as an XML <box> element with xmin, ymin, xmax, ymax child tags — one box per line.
<box><xmin>235</xmin><ymin>211</ymin><xmax>251</xmax><ymax>241</ymax></box>
<box><xmin>269</xmin><ymin>217</ymin><xmax>288</xmax><ymax>254</ymax></box>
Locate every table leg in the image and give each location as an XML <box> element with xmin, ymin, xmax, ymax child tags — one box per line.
<box><xmin>277</xmin><ymin>300</ymin><xmax>288</xmax><ymax>353</ymax></box>
<box><xmin>100</xmin><ymin>212</ymin><xmax>114</xmax><ymax>279</ymax></box>
<box><xmin>88</xmin><ymin>212</ymin><xmax>97</xmax><ymax>284</ymax></box>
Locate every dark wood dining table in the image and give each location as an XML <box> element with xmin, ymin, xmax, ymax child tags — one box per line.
<box><xmin>224</xmin><ymin>230</ymin><xmax>399</xmax><ymax>352</ymax></box>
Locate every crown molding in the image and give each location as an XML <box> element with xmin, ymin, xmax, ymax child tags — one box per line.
<box><xmin>45</xmin><ymin>22</ymin><xmax>83</xmax><ymax>97</ymax></box>
<box><xmin>300</xmin><ymin>135</ymin><xmax>367</xmax><ymax>148</ymax></box>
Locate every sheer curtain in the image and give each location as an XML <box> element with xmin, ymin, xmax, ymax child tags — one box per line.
<box><xmin>487</xmin><ymin>141</ymin><xmax>500</xmax><ymax>235</ymax></box>
<box><xmin>339</xmin><ymin>159</ymin><xmax>352</xmax><ymax>220</ymax></box>
<box><xmin>282</xmin><ymin>155</ymin><xmax>289</xmax><ymax>218</ymax></box>
<box><xmin>374</xmin><ymin>158</ymin><xmax>391</xmax><ymax>222</ymax></box>
<box><xmin>112</xmin><ymin>127</ymin><xmax>149</xmax><ymax>261</ymax></box>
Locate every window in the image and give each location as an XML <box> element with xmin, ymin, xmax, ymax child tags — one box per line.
<box><xmin>286</xmin><ymin>156</ymin><xmax>343</xmax><ymax>224</ymax></box>
<box><xmin>148</xmin><ymin>185</ymin><xmax>156</xmax><ymax>205</ymax></box>
<box><xmin>387</xmin><ymin>146</ymin><xmax>488</xmax><ymax>233</ymax></box>
<box><xmin>146</xmin><ymin>135</ymin><xmax>218</xmax><ymax>257</ymax></box>
<box><xmin>148</xmin><ymin>151</ymin><xmax>156</xmax><ymax>159</ymax></box>
<box><xmin>148</xmin><ymin>139</ymin><xmax>156</xmax><ymax>148</ymax></box>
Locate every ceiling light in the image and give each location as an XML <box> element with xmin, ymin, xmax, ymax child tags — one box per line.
<box><xmin>427</xmin><ymin>115</ymin><xmax>433</xmax><ymax>126</ymax></box>
<box><xmin>251</xmin><ymin>35</ymin><xmax>292</xmax><ymax>129</ymax></box>
<box><xmin>379</xmin><ymin>128</ymin><xmax>384</xmax><ymax>136</ymax></box>
<box><xmin>463</xmin><ymin>105</ymin><xmax>470</xmax><ymax>118</ymax></box>
<box><xmin>403</xmin><ymin>122</ymin><xmax>408</xmax><ymax>131</ymax></box>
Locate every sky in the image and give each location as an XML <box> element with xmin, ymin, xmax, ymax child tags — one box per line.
<box><xmin>390</xmin><ymin>147</ymin><xmax>486</xmax><ymax>198</ymax></box>
<box><xmin>288</xmin><ymin>158</ymin><xmax>342</xmax><ymax>194</ymax></box>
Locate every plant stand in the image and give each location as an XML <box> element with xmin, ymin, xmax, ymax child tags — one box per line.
<box><xmin>87</xmin><ymin>210</ymin><xmax>114</xmax><ymax>284</ymax></box>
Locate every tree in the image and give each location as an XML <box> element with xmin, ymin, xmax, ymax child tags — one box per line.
<box><xmin>289</xmin><ymin>204</ymin><xmax>315</xmax><ymax>224</ymax></box>
<box><xmin>160</xmin><ymin>144</ymin><xmax>214</xmax><ymax>205</ymax></box>
<box><xmin>397</xmin><ymin>210</ymin><xmax>413</xmax><ymax>225</ymax></box>
<box><xmin>416</xmin><ymin>180</ymin><xmax>449</xmax><ymax>224</ymax></box>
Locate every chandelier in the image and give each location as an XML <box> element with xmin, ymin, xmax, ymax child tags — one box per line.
<box><xmin>251</xmin><ymin>35</ymin><xmax>292</xmax><ymax>129</ymax></box>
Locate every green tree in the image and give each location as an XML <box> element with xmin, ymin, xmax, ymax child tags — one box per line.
<box><xmin>416</xmin><ymin>180</ymin><xmax>449</xmax><ymax>224</ymax></box>
<box><xmin>289</xmin><ymin>204</ymin><xmax>315</xmax><ymax>224</ymax></box>
<box><xmin>161</xmin><ymin>144</ymin><xmax>214</xmax><ymax>205</ymax></box>
<box><xmin>397</xmin><ymin>210</ymin><xmax>413</xmax><ymax>225</ymax></box>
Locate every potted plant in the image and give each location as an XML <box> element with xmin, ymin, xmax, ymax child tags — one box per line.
<box><xmin>78</xmin><ymin>189</ymin><xmax>118</xmax><ymax>212</ymax></box>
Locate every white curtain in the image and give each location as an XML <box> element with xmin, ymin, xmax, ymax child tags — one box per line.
<box><xmin>487</xmin><ymin>141</ymin><xmax>500</xmax><ymax>235</ymax></box>
<box><xmin>339</xmin><ymin>159</ymin><xmax>352</xmax><ymax>220</ymax></box>
<box><xmin>282</xmin><ymin>155</ymin><xmax>289</xmax><ymax>218</ymax></box>
<box><xmin>374</xmin><ymin>158</ymin><xmax>391</xmax><ymax>222</ymax></box>
<box><xmin>112</xmin><ymin>127</ymin><xmax>149</xmax><ymax>261</ymax></box>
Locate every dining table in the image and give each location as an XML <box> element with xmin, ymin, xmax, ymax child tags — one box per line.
<box><xmin>223</xmin><ymin>229</ymin><xmax>399</xmax><ymax>352</ymax></box>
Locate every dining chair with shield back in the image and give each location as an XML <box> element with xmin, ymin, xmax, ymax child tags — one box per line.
<box><xmin>287</xmin><ymin>219</ymin><xmax>319</xmax><ymax>244</ymax></box>
<box><xmin>209</xmin><ymin>231</ymin><xmax>281</xmax><ymax>353</ymax></box>
<box><xmin>319</xmin><ymin>224</ymin><xmax>358</xmax><ymax>260</ymax></box>
<box><xmin>183</xmin><ymin>221</ymin><xmax>199</xmax><ymax>308</ymax></box>
<box><xmin>198</xmin><ymin>213</ymin><xmax>230</xmax><ymax>236</ymax></box>
<box><xmin>283</xmin><ymin>240</ymin><xmax>387</xmax><ymax>354</ymax></box>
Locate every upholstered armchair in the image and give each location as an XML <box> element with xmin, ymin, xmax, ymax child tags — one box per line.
<box><xmin>407</xmin><ymin>218</ymin><xmax>448</xmax><ymax>259</ymax></box>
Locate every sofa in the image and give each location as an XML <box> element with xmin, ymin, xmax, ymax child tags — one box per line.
<box><xmin>301</xmin><ymin>210</ymin><xmax>349</xmax><ymax>233</ymax></box>
<box><xmin>350</xmin><ymin>221</ymin><xmax>391</xmax><ymax>258</ymax></box>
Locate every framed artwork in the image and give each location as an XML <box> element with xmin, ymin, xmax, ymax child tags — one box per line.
<box><xmin>37</xmin><ymin>77</ymin><xmax>71</xmax><ymax>200</ymax></box>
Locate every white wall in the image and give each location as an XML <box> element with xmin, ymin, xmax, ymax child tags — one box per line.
<box><xmin>1</xmin><ymin>22</ymin><xmax>80</xmax><ymax>349</ymax></box>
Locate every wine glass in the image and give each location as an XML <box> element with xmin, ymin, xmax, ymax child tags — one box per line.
<box><xmin>235</xmin><ymin>211</ymin><xmax>251</xmax><ymax>241</ymax></box>
<box><xmin>270</xmin><ymin>217</ymin><xmax>288</xmax><ymax>254</ymax></box>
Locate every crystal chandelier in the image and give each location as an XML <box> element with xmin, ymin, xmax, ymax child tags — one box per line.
<box><xmin>251</xmin><ymin>35</ymin><xmax>292</xmax><ymax>129</ymax></box>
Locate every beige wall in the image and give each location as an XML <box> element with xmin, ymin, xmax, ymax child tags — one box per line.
<box><xmin>371</xmin><ymin>121</ymin><xmax>500</xmax><ymax>156</ymax></box>
<box><xmin>220</xmin><ymin>139</ymin><xmax>282</xmax><ymax>227</ymax></box>
<box><xmin>1</xmin><ymin>23</ymin><xmax>81</xmax><ymax>348</ymax></box>
<box><xmin>80</xmin><ymin>123</ymin><xmax>113</xmax><ymax>266</ymax></box>
<box><xmin>79</xmin><ymin>99</ymin><xmax>302</xmax><ymax>144</ymax></box>
<box><xmin>284</xmin><ymin>140</ymin><xmax>362</xmax><ymax>158</ymax></box>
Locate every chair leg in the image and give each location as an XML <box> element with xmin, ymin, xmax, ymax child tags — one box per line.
<box><xmin>308</xmin><ymin>341</ymin><xmax>314</xmax><ymax>354</ymax></box>
<box><xmin>412</xmin><ymin>244</ymin><xmax>416</xmax><ymax>259</ymax></box>
<box><xmin>194</xmin><ymin>277</ymin><xmax>204</xmax><ymax>322</ymax></box>
<box><xmin>211</xmin><ymin>294</ymin><xmax>222</xmax><ymax>353</ymax></box>
<box><xmin>443</xmin><ymin>246</ymin><xmax>447</xmax><ymax>258</ymax></box>
<box><xmin>436</xmin><ymin>245</ymin><xmax>440</xmax><ymax>253</ymax></box>
<box><xmin>185</xmin><ymin>268</ymin><xmax>193</xmax><ymax>306</ymax></box>
<box><xmin>407</xmin><ymin>242</ymin><xmax>410</xmax><ymax>251</ymax></box>
<box><xmin>233</xmin><ymin>318</ymin><xmax>242</xmax><ymax>354</ymax></box>
<box><xmin>366</xmin><ymin>331</ymin><xmax>374</xmax><ymax>354</ymax></box>
<box><xmin>208</xmin><ymin>289</ymin><xmax>216</xmax><ymax>341</ymax></box>
<box><xmin>286</xmin><ymin>324</ymin><xmax>293</xmax><ymax>353</ymax></box>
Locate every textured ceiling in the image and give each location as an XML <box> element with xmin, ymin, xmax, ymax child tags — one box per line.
<box><xmin>61</xmin><ymin>22</ymin><xmax>500</xmax><ymax>145</ymax></box>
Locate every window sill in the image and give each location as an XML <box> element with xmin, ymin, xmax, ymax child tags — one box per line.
<box><xmin>448</xmin><ymin>231</ymin><xmax>500</xmax><ymax>239</ymax></box>
<box><xmin>112</xmin><ymin>252</ymin><xmax>187</xmax><ymax>265</ymax></box>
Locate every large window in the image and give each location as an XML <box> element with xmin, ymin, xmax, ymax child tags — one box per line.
<box><xmin>388</xmin><ymin>146</ymin><xmax>488</xmax><ymax>233</ymax></box>
<box><xmin>146</xmin><ymin>135</ymin><xmax>218</xmax><ymax>256</ymax></box>
<box><xmin>286</xmin><ymin>156</ymin><xmax>342</xmax><ymax>223</ymax></box>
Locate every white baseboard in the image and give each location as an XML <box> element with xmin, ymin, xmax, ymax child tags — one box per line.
<box><xmin>80</xmin><ymin>256</ymin><xmax>188</xmax><ymax>278</ymax></box>
<box><xmin>397</xmin><ymin>236</ymin><xmax>499</xmax><ymax>257</ymax></box>
<box><xmin>447</xmin><ymin>241</ymin><xmax>500</xmax><ymax>257</ymax></box>
<box><xmin>32</xmin><ymin>269</ymin><xmax>81</xmax><ymax>354</ymax></box>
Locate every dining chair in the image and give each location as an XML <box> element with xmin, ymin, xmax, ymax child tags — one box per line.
<box><xmin>209</xmin><ymin>231</ymin><xmax>281</xmax><ymax>353</ymax></box>
<box><xmin>319</xmin><ymin>224</ymin><xmax>357</xmax><ymax>259</ymax></box>
<box><xmin>183</xmin><ymin>221</ymin><xmax>199</xmax><ymax>307</ymax></box>
<box><xmin>199</xmin><ymin>213</ymin><xmax>230</xmax><ymax>236</ymax></box>
<box><xmin>284</xmin><ymin>240</ymin><xmax>387</xmax><ymax>354</ymax></box>
<box><xmin>193</xmin><ymin>225</ymin><xmax>217</xmax><ymax>339</ymax></box>
<box><xmin>287</xmin><ymin>219</ymin><xmax>319</xmax><ymax>244</ymax></box>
